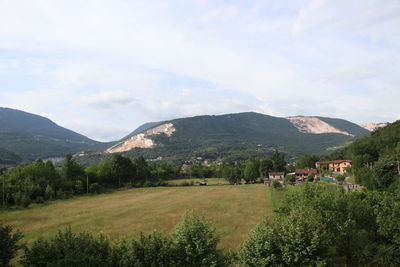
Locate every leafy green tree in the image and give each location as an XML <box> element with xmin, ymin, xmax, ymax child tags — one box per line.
<box><xmin>296</xmin><ymin>154</ymin><xmax>320</xmax><ymax>169</ymax></box>
<box><xmin>0</xmin><ymin>223</ymin><xmax>23</xmax><ymax>267</ymax></box>
<box><xmin>258</xmin><ymin>157</ymin><xmax>273</xmax><ymax>178</ymax></box>
<box><xmin>134</xmin><ymin>156</ymin><xmax>151</xmax><ymax>183</ymax></box>
<box><xmin>110</xmin><ymin>154</ymin><xmax>135</xmax><ymax>187</ymax></box>
<box><xmin>244</xmin><ymin>160</ymin><xmax>258</xmax><ymax>183</ymax></box>
<box><xmin>271</xmin><ymin>150</ymin><xmax>286</xmax><ymax>172</ymax></box>
<box><xmin>62</xmin><ymin>155</ymin><xmax>85</xmax><ymax>181</ymax></box>
<box><xmin>172</xmin><ymin>211</ymin><xmax>223</xmax><ymax>267</ymax></box>
<box><xmin>130</xmin><ymin>232</ymin><xmax>175</xmax><ymax>266</ymax></box>
<box><xmin>285</xmin><ymin>174</ymin><xmax>296</xmax><ymax>185</ymax></box>
<box><xmin>21</xmin><ymin>227</ymin><xmax>111</xmax><ymax>267</ymax></box>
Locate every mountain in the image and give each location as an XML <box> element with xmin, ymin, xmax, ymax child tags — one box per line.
<box><xmin>105</xmin><ymin>112</ymin><xmax>370</xmax><ymax>162</ymax></box>
<box><xmin>0</xmin><ymin>147</ymin><xmax>22</xmax><ymax>165</ymax></box>
<box><xmin>121</xmin><ymin>121</ymin><xmax>161</xmax><ymax>140</ymax></box>
<box><xmin>0</xmin><ymin>107</ymin><xmax>112</xmax><ymax>161</ymax></box>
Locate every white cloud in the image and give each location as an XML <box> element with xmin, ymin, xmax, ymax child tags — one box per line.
<box><xmin>0</xmin><ymin>0</ymin><xmax>399</xmax><ymax>140</ymax></box>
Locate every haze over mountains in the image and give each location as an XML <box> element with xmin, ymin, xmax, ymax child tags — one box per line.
<box><xmin>0</xmin><ymin>107</ymin><xmax>382</xmax><ymax>164</ymax></box>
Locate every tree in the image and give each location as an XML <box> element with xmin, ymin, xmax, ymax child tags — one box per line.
<box><xmin>296</xmin><ymin>154</ymin><xmax>320</xmax><ymax>169</ymax></box>
<box><xmin>271</xmin><ymin>150</ymin><xmax>286</xmax><ymax>172</ymax></box>
<box><xmin>244</xmin><ymin>160</ymin><xmax>258</xmax><ymax>183</ymax></box>
<box><xmin>21</xmin><ymin>227</ymin><xmax>111</xmax><ymax>267</ymax></box>
<box><xmin>285</xmin><ymin>174</ymin><xmax>296</xmax><ymax>185</ymax></box>
<box><xmin>258</xmin><ymin>158</ymin><xmax>273</xmax><ymax>178</ymax></box>
<box><xmin>110</xmin><ymin>154</ymin><xmax>135</xmax><ymax>187</ymax></box>
<box><xmin>0</xmin><ymin>223</ymin><xmax>23</xmax><ymax>267</ymax></box>
<box><xmin>134</xmin><ymin>156</ymin><xmax>151</xmax><ymax>183</ymax></box>
<box><xmin>62</xmin><ymin>155</ymin><xmax>85</xmax><ymax>181</ymax></box>
<box><xmin>172</xmin><ymin>211</ymin><xmax>223</xmax><ymax>267</ymax></box>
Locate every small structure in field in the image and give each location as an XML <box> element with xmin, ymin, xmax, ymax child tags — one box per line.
<box><xmin>295</xmin><ymin>169</ymin><xmax>318</xmax><ymax>182</ymax></box>
<box><xmin>199</xmin><ymin>181</ymin><xmax>208</xmax><ymax>186</ymax></box>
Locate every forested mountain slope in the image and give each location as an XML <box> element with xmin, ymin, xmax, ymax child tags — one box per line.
<box><xmin>0</xmin><ymin>107</ymin><xmax>111</xmax><ymax>161</ymax></box>
<box><xmin>107</xmin><ymin>112</ymin><xmax>369</xmax><ymax>162</ymax></box>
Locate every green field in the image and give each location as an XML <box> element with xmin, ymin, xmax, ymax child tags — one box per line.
<box><xmin>0</xmin><ymin>184</ymin><xmax>273</xmax><ymax>249</ymax></box>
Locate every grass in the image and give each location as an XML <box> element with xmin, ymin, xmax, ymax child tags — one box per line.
<box><xmin>0</xmin><ymin>184</ymin><xmax>273</xmax><ymax>250</ymax></box>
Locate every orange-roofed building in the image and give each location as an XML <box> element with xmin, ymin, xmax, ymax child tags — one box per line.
<box><xmin>315</xmin><ymin>160</ymin><xmax>352</xmax><ymax>173</ymax></box>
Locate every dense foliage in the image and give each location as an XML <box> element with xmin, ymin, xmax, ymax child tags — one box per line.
<box><xmin>238</xmin><ymin>183</ymin><xmax>400</xmax><ymax>266</ymax></box>
<box><xmin>0</xmin><ymin>223</ymin><xmax>23</xmax><ymax>267</ymax></box>
<box><xmin>20</xmin><ymin>211</ymin><xmax>226</xmax><ymax>267</ymax></box>
<box><xmin>334</xmin><ymin>120</ymin><xmax>400</xmax><ymax>191</ymax></box>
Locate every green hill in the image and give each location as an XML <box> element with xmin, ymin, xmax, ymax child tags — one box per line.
<box><xmin>114</xmin><ymin>112</ymin><xmax>369</xmax><ymax>162</ymax></box>
<box><xmin>0</xmin><ymin>146</ymin><xmax>22</xmax><ymax>165</ymax></box>
<box><xmin>335</xmin><ymin>120</ymin><xmax>400</xmax><ymax>191</ymax></box>
<box><xmin>0</xmin><ymin>107</ymin><xmax>111</xmax><ymax>161</ymax></box>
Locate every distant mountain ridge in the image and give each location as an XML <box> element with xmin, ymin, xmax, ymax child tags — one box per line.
<box><xmin>105</xmin><ymin>112</ymin><xmax>370</xmax><ymax>162</ymax></box>
<box><xmin>0</xmin><ymin>107</ymin><xmax>372</xmax><ymax>163</ymax></box>
<box><xmin>0</xmin><ymin>107</ymin><xmax>112</xmax><ymax>161</ymax></box>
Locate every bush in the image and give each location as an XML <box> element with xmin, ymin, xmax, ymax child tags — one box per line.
<box><xmin>272</xmin><ymin>180</ymin><xmax>282</xmax><ymax>189</ymax></box>
<box><xmin>172</xmin><ymin>210</ymin><xmax>224</xmax><ymax>267</ymax></box>
<box><xmin>89</xmin><ymin>183</ymin><xmax>102</xmax><ymax>194</ymax></box>
<box><xmin>0</xmin><ymin>223</ymin><xmax>23</xmax><ymax>267</ymax></box>
<box><xmin>142</xmin><ymin>181</ymin><xmax>156</xmax><ymax>187</ymax></box>
<box><xmin>21</xmin><ymin>227</ymin><xmax>111</xmax><ymax>267</ymax></box>
<box><xmin>130</xmin><ymin>232</ymin><xmax>175</xmax><ymax>266</ymax></box>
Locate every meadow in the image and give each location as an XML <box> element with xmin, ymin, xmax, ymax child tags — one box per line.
<box><xmin>0</xmin><ymin>183</ymin><xmax>273</xmax><ymax>249</ymax></box>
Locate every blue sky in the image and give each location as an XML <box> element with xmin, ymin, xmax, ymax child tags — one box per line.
<box><xmin>0</xmin><ymin>0</ymin><xmax>399</xmax><ymax>141</ymax></box>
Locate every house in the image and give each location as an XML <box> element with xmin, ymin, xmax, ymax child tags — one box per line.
<box><xmin>268</xmin><ymin>172</ymin><xmax>285</xmax><ymax>180</ymax></box>
<box><xmin>295</xmin><ymin>169</ymin><xmax>318</xmax><ymax>181</ymax></box>
<box><xmin>315</xmin><ymin>160</ymin><xmax>352</xmax><ymax>174</ymax></box>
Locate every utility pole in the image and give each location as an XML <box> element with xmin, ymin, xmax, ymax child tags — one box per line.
<box><xmin>86</xmin><ymin>174</ymin><xmax>89</xmax><ymax>194</ymax></box>
<box><xmin>397</xmin><ymin>160</ymin><xmax>400</xmax><ymax>175</ymax></box>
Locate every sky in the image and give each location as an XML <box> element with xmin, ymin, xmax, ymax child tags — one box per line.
<box><xmin>0</xmin><ymin>0</ymin><xmax>399</xmax><ymax>141</ymax></box>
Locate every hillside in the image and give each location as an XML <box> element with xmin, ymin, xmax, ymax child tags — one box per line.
<box><xmin>338</xmin><ymin>120</ymin><xmax>400</xmax><ymax>191</ymax></box>
<box><xmin>0</xmin><ymin>107</ymin><xmax>112</xmax><ymax>161</ymax></box>
<box><xmin>0</xmin><ymin>146</ymin><xmax>22</xmax><ymax>165</ymax></box>
<box><xmin>105</xmin><ymin>112</ymin><xmax>369</xmax><ymax>162</ymax></box>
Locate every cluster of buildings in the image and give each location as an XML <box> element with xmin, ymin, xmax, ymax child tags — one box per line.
<box><xmin>267</xmin><ymin>159</ymin><xmax>352</xmax><ymax>184</ymax></box>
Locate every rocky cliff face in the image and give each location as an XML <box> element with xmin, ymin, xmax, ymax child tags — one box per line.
<box><xmin>362</xmin><ymin>122</ymin><xmax>388</xmax><ymax>132</ymax></box>
<box><xmin>287</xmin><ymin>116</ymin><xmax>354</xmax><ymax>136</ymax></box>
<box><xmin>106</xmin><ymin>123</ymin><xmax>175</xmax><ymax>153</ymax></box>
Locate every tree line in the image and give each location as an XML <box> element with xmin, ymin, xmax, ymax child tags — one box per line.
<box><xmin>0</xmin><ymin>151</ymin><xmax>289</xmax><ymax>208</ymax></box>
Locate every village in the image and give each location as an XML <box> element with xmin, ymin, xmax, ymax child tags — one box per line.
<box><xmin>266</xmin><ymin>159</ymin><xmax>361</xmax><ymax>191</ymax></box>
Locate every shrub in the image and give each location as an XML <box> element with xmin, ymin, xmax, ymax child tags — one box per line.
<box><xmin>272</xmin><ymin>180</ymin><xmax>282</xmax><ymax>189</ymax></box>
<box><xmin>21</xmin><ymin>227</ymin><xmax>111</xmax><ymax>267</ymax></box>
<box><xmin>172</xmin><ymin>210</ymin><xmax>224</xmax><ymax>267</ymax></box>
<box><xmin>89</xmin><ymin>183</ymin><xmax>102</xmax><ymax>194</ymax></box>
<box><xmin>130</xmin><ymin>232</ymin><xmax>175</xmax><ymax>266</ymax></box>
<box><xmin>0</xmin><ymin>223</ymin><xmax>23</xmax><ymax>267</ymax></box>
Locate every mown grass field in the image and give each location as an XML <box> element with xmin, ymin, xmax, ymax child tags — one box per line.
<box><xmin>0</xmin><ymin>184</ymin><xmax>273</xmax><ymax>249</ymax></box>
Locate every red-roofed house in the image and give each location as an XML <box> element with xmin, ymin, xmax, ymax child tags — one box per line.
<box><xmin>295</xmin><ymin>169</ymin><xmax>318</xmax><ymax>181</ymax></box>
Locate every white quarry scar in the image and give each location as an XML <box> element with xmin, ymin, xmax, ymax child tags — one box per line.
<box><xmin>106</xmin><ymin>123</ymin><xmax>176</xmax><ymax>153</ymax></box>
<box><xmin>287</xmin><ymin>117</ymin><xmax>354</xmax><ymax>136</ymax></box>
